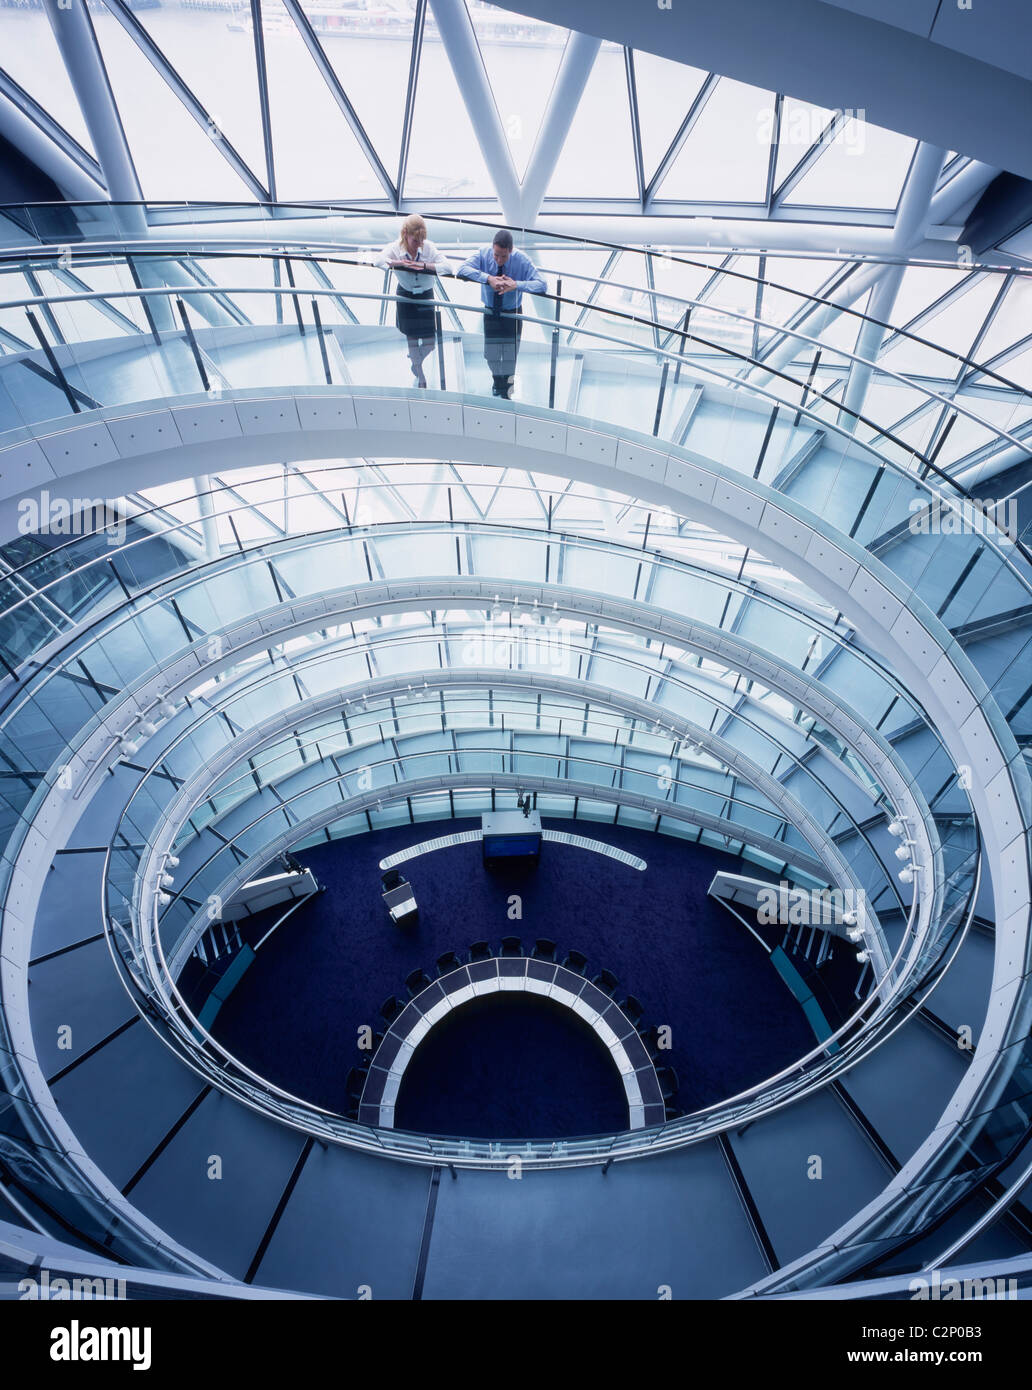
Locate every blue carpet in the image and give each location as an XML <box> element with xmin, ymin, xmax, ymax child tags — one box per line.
<box><xmin>393</xmin><ymin>992</ymin><xmax>629</xmax><ymax>1139</ymax></box>
<box><xmin>210</xmin><ymin>819</ymin><xmax>817</xmax><ymax>1132</ymax></box>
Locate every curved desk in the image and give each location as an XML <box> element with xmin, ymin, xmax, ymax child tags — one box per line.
<box><xmin>359</xmin><ymin>956</ymin><xmax>665</xmax><ymax>1132</ymax></box>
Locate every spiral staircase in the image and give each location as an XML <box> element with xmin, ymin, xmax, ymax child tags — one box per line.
<box><xmin>1</xmin><ymin>207</ymin><xmax>1031</xmax><ymax>1300</ymax></box>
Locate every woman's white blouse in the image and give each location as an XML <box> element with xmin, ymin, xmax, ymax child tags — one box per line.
<box><xmin>374</xmin><ymin>239</ymin><xmax>455</xmax><ymax>291</ymax></box>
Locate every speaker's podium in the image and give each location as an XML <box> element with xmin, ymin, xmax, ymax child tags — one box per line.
<box><xmin>481</xmin><ymin>810</ymin><xmax>542</xmax><ymax>867</ymax></box>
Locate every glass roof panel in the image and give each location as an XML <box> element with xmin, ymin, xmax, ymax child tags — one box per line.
<box><xmin>260</xmin><ymin>0</ymin><xmax>387</xmax><ymax>201</ymax></box>
<box><xmin>648</xmin><ymin>252</ymin><xmax>727</xmax><ymax>309</ymax></box>
<box><xmin>534</xmin><ymin>246</ymin><xmax>617</xmax><ymax>301</ymax></box>
<box><xmin>700</xmin><ymin>254</ymin><xmax>762</xmax><ymax>314</ymax></box>
<box><xmin>545</xmin><ymin>42</ymin><xmax>637</xmax><ymax>199</ymax></box>
<box><xmin>807</xmin><ymin>286</ymin><xmax>870</xmax><ymax>355</ymax></box>
<box><xmin>757</xmin><ymin>257</ymin><xmax>847</xmax><ymax>329</ymax></box>
<box><xmin>888</xmin><ymin>265</ymin><xmax>971</xmax><ymax>330</ymax></box>
<box><xmin>783</xmin><ymin>118</ymin><xmax>916</xmax><ymax>210</ymax></box>
<box><xmin>631</xmin><ymin>50</ymin><xmax>710</xmax><ymax>184</ymax></box>
<box><xmin>772</xmin><ymin>96</ymin><xmax>838</xmax><ymax>194</ymax></box>
<box><xmin>296</xmin><ymin>0</ymin><xmax>416</xmax><ymax>184</ymax></box>
<box><xmin>3</xmin><ymin>3</ymin><xmax>1009</xmax><ymax>272</ymax></box>
<box><xmin>973</xmin><ymin>275</ymin><xmax>1032</xmax><ymax>364</ymax></box>
<box><xmin>875</xmin><ymin>326</ymin><xmax>958</xmax><ymax>378</ymax></box>
<box><xmin>657</xmin><ymin>77</ymin><xmax>775</xmax><ymax>204</ymax></box>
<box><xmin>405</xmin><ymin>34</ymin><xmax>494</xmax><ymax>199</ymax></box>
<box><xmin>130</xmin><ymin>2</ymin><xmax>267</xmax><ymax>182</ymax></box>
<box><xmin>976</xmin><ymin>343</ymin><xmax>1032</xmax><ymax>390</ymax></box>
<box><xmin>467</xmin><ymin>1</ymin><xmax>569</xmax><ymax>181</ymax></box>
<box><xmin>91</xmin><ymin>8</ymin><xmax>257</xmax><ymax>201</ymax></box>
<box><xmin>901</xmin><ymin>275</ymin><xmax>1000</xmax><ymax>361</ymax></box>
<box><xmin>0</xmin><ymin>9</ymin><xmax>96</xmax><ymax>155</ymax></box>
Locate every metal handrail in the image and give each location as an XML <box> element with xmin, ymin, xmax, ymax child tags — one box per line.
<box><xmin>2</xmin><ymin>272</ymin><xmax>1030</xmax><ymax>482</ymax></box>
<box><xmin>0</xmin><ymin>279</ymin><xmax>1028</xmax><ymax>641</ymax></box>
<box><xmin>22</xmin><ymin>536</ymin><xmax>941</xmax><ymax>916</ymax></box>
<box><xmin>102</xmin><ymin>651</ymin><xmax>960</xmax><ymax>1167</ymax></box>
<box><xmin>3</xmin><ymin>198</ymin><xmax>1030</xmax><ymax>400</ymax></box>
<box><xmin>0</xmin><ymin>478</ymin><xmax>842</xmax><ymax>631</ymax></box>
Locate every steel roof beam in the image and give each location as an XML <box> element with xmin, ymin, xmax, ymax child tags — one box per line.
<box><xmin>43</xmin><ymin>0</ymin><xmax>143</xmax><ymax>219</ymax></box>
<box><xmin>839</xmin><ymin>143</ymin><xmax>946</xmax><ymax>426</ymax></box>
<box><xmin>518</xmin><ymin>30</ymin><xmax>601</xmax><ymax>226</ymax></box>
<box><xmin>0</xmin><ymin>73</ymin><xmax>105</xmax><ymax>202</ymax></box>
<box><xmin>426</xmin><ymin>0</ymin><xmax>522</xmax><ymax>227</ymax></box>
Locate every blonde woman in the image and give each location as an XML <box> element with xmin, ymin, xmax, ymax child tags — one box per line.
<box><xmin>375</xmin><ymin>215</ymin><xmax>454</xmax><ymax>387</ymax></box>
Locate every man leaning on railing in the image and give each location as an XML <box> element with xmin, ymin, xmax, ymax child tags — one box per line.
<box><xmin>457</xmin><ymin>229</ymin><xmax>547</xmax><ymax>400</ymax></box>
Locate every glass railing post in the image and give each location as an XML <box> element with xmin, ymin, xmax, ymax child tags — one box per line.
<box><xmin>311</xmin><ymin>298</ymin><xmax>332</xmax><ymax>386</ymax></box>
<box><xmin>548</xmin><ymin>277</ymin><xmax>562</xmax><ymax>410</ymax></box>
<box><xmin>175</xmin><ymin>297</ymin><xmax>211</xmax><ymax>394</ymax></box>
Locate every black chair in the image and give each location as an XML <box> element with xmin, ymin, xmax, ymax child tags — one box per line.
<box><xmin>562</xmin><ymin>949</ymin><xmax>588</xmax><ymax>974</ymax></box>
<box><xmin>436</xmin><ymin>950</ymin><xmax>462</xmax><ymax>977</ymax></box>
<box><xmin>406</xmin><ymin>968</ymin><xmax>432</xmax><ymax>999</ymax></box>
<box><xmin>664</xmin><ymin>1104</ymin><xmax>683</xmax><ymax>1122</ymax></box>
<box><xmin>380</xmin><ymin>994</ymin><xmax>405</xmax><ymax>1026</ymax></box>
<box><xmin>500</xmin><ymin>935</ymin><xmax>523</xmax><ymax>957</ymax></box>
<box><xmin>532</xmin><ymin>938</ymin><xmax>556</xmax><ymax>962</ymax></box>
<box><xmin>641</xmin><ymin>1023</ymin><xmax>663</xmax><ymax>1057</ymax></box>
<box><xmin>656</xmin><ymin>1066</ymin><xmax>679</xmax><ymax>1101</ymax></box>
<box><xmin>468</xmin><ymin>940</ymin><xmax>492</xmax><ymax>963</ymax></box>
<box><xmin>381</xmin><ymin>868</ymin><xmax>403</xmax><ymax>892</ymax></box>
<box><xmin>591</xmin><ymin>967</ymin><xmax>619</xmax><ymax>997</ymax></box>
<box><xmin>344</xmin><ymin>1067</ymin><xmax>367</xmax><ymax>1103</ymax></box>
<box><xmin>618</xmin><ymin>994</ymin><xmax>644</xmax><ymax>1027</ymax></box>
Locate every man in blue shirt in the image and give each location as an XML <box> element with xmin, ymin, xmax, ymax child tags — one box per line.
<box><xmin>457</xmin><ymin>229</ymin><xmax>547</xmax><ymax>399</ymax></box>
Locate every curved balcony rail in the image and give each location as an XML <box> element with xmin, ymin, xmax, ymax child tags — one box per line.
<box><xmin>0</xmin><ymin>467</ymin><xmax>1001</xmax><ymax>1150</ymax></box>
<box><xmin>1</xmin><ymin>231</ymin><xmax>1030</xmax><ymax>772</ymax></box>
<box><xmin>0</xmin><ymin>245</ymin><xmax>1029</xmax><ymax>764</ymax></box>
<box><xmin>0</xmin><ymin>511</ymin><xmax>966</xmax><ymax>815</ymax></box>
<box><xmin>1</xmin><ymin>201</ymin><xmax>1030</xmax><ymax>484</ymax></box>
<box><xmin>0</xmin><ymin>504</ymin><xmax>978</xmax><ymax>994</ymax></box>
<box><xmin>0</xmin><ymin>215</ymin><xmax>1027</xmax><ymax>1282</ymax></box>
<box><xmin>109</xmin><ymin>774</ymin><xmax>983</xmax><ymax>1293</ymax></box>
<box><xmin>134</xmin><ymin>719</ymin><xmax>901</xmax><ymax>984</ymax></box>
<box><xmin>129</xmin><ymin>737</ymin><xmax>946</xmax><ymax>1057</ymax></box>
<box><xmin>0</xmin><ymin>247</ymin><xmax>1030</xmax><ymax>519</ymax></box>
<box><xmin>0</xmin><ymin>508</ymin><xmax>968</xmax><ymax>1217</ymax></box>
<box><xmin>107</xmin><ymin>619</ymin><xmax>968</xmax><ymax>1106</ymax></box>
<box><xmin>0</xmin><ymin>518</ymin><xmax>966</xmax><ymax>927</ymax></box>
<box><xmin>0</xmin><ymin>469</ymin><xmax>855</xmax><ymax>677</ymax></box>
<box><xmin>99</xmin><ymin>780</ymin><xmax>979</xmax><ymax>1180</ymax></box>
<box><xmin>123</xmin><ymin>635</ymin><xmax>921</xmax><ymax>918</ymax></box>
<box><xmin>86</xmin><ymin>556</ymin><xmax>968</xmax><ymax>1162</ymax></box>
<box><xmin>0</xmin><ymin>471</ymin><xmax>852</xmax><ymax>675</ymax></box>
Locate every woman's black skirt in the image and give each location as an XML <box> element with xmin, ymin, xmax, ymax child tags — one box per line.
<box><xmin>396</xmin><ymin>286</ymin><xmax>436</xmax><ymax>339</ymax></box>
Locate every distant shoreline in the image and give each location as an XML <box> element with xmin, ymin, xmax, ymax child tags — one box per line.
<box><xmin>0</xmin><ymin>0</ymin><xmax>568</xmax><ymax>48</ymax></box>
